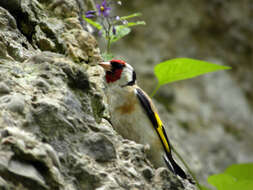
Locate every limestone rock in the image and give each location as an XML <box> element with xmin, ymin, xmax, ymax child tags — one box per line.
<box><xmin>0</xmin><ymin>82</ymin><xmax>11</xmax><ymax>95</ymax></box>
<box><xmin>81</xmin><ymin>133</ymin><xmax>116</xmax><ymax>162</ymax></box>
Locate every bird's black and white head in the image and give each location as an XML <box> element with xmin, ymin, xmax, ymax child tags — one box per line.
<box><xmin>99</xmin><ymin>59</ymin><xmax>136</xmax><ymax>88</ymax></box>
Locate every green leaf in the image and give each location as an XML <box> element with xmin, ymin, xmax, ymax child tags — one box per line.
<box><xmin>83</xmin><ymin>16</ymin><xmax>102</xmax><ymax>30</ymax></box>
<box><xmin>200</xmin><ymin>185</ymin><xmax>212</xmax><ymax>190</ymax></box>
<box><xmin>207</xmin><ymin>163</ymin><xmax>253</xmax><ymax>190</ymax></box>
<box><xmin>225</xmin><ymin>163</ymin><xmax>253</xmax><ymax>181</ymax></box>
<box><xmin>208</xmin><ymin>173</ymin><xmax>253</xmax><ymax>190</ymax></box>
<box><xmin>110</xmin><ymin>26</ymin><xmax>131</xmax><ymax>43</ymax></box>
<box><xmin>233</xmin><ymin>180</ymin><xmax>253</xmax><ymax>190</ymax></box>
<box><xmin>154</xmin><ymin>58</ymin><xmax>231</xmax><ymax>86</ymax></box>
<box><xmin>120</xmin><ymin>21</ymin><xmax>146</xmax><ymax>28</ymax></box>
<box><xmin>120</xmin><ymin>13</ymin><xmax>142</xmax><ymax>20</ymax></box>
<box><xmin>208</xmin><ymin>174</ymin><xmax>236</xmax><ymax>190</ymax></box>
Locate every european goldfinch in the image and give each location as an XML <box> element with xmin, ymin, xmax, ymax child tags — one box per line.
<box><xmin>99</xmin><ymin>59</ymin><xmax>187</xmax><ymax>180</ymax></box>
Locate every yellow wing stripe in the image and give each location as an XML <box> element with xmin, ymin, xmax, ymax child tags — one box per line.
<box><xmin>154</xmin><ymin>112</ymin><xmax>170</xmax><ymax>153</ymax></box>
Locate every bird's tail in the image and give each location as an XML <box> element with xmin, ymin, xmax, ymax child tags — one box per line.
<box><xmin>163</xmin><ymin>154</ymin><xmax>187</xmax><ymax>179</ymax></box>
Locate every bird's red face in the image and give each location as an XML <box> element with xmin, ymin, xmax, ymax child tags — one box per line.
<box><xmin>99</xmin><ymin>60</ymin><xmax>126</xmax><ymax>83</ymax></box>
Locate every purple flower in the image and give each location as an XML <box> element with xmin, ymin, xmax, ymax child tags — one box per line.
<box><xmin>115</xmin><ymin>16</ymin><xmax>120</xmax><ymax>21</ymax></box>
<box><xmin>98</xmin><ymin>30</ymin><xmax>103</xmax><ymax>36</ymax></box>
<box><xmin>85</xmin><ymin>10</ymin><xmax>96</xmax><ymax>18</ymax></box>
<box><xmin>122</xmin><ymin>20</ymin><xmax>128</xmax><ymax>25</ymax></box>
<box><xmin>96</xmin><ymin>0</ymin><xmax>111</xmax><ymax>17</ymax></box>
<box><xmin>112</xmin><ymin>26</ymin><xmax>116</xmax><ymax>35</ymax></box>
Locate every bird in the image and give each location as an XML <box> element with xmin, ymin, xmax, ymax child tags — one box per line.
<box><xmin>99</xmin><ymin>59</ymin><xmax>187</xmax><ymax>180</ymax></box>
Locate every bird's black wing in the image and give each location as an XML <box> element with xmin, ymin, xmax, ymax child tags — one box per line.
<box><xmin>135</xmin><ymin>88</ymin><xmax>187</xmax><ymax>179</ymax></box>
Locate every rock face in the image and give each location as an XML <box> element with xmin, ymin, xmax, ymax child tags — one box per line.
<box><xmin>0</xmin><ymin>0</ymin><xmax>195</xmax><ymax>190</ymax></box>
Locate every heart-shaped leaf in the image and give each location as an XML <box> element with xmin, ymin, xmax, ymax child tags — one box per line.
<box><xmin>154</xmin><ymin>58</ymin><xmax>231</xmax><ymax>86</ymax></box>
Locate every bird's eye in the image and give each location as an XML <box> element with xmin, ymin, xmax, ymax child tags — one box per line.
<box><xmin>111</xmin><ymin>61</ymin><xmax>125</xmax><ymax>69</ymax></box>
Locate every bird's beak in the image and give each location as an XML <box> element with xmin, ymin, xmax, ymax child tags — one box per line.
<box><xmin>99</xmin><ymin>62</ymin><xmax>112</xmax><ymax>71</ymax></box>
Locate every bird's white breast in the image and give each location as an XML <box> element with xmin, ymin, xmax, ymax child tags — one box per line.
<box><xmin>106</xmin><ymin>85</ymin><xmax>165</xmax><ymax>167</ymax></box>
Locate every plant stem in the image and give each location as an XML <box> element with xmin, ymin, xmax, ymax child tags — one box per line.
<box><xmin>171</xmin><ymin>144</ymin><xmax>202</xmax><ymax>190</ymax></box>
<box><xmin>106</xmin><ymin>17</ymin><xmax>111</xmax><ymax>54</ymax></box>
<box><xmin>106</xmin><ymin>35</ymin><xmax>111</xmax><ymax>54</ymax></box>
<box><xmin>150</xmin><ymin>84</ymin><xmax>160</xmax><ymax>98</ymax></box>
